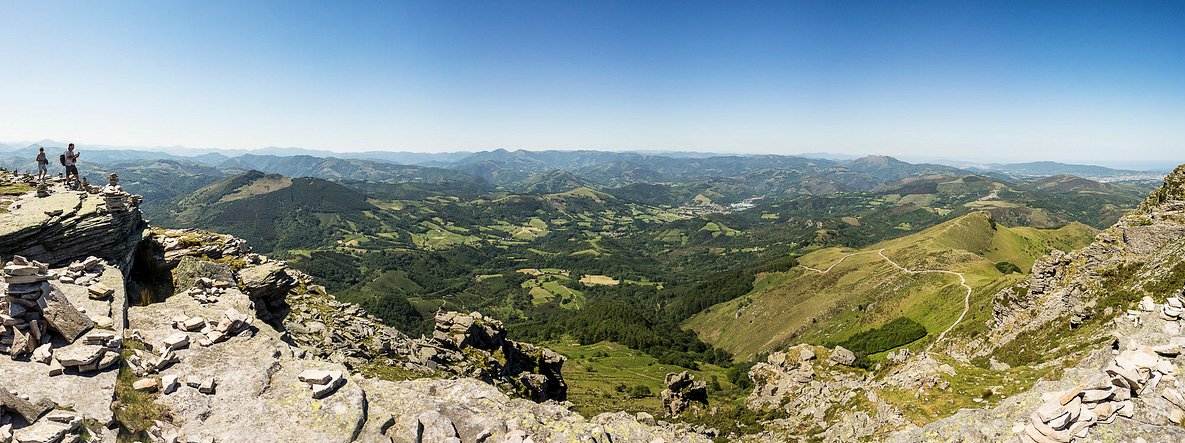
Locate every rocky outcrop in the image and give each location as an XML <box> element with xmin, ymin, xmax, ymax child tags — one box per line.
<box><xmin>742</xmin><ymin>345</ymin><xmax>910</xmax><ymax>442</ymax></box>
<box><xmin>0</xmin><ymin>176</ymin><xmax>146</xmax><ymax>268</ymax></box>
<box><xmin>971</xmin><ymin>165</ymin><xmax>1185</xmax><ymax>360</ymax></box>
<box><xmin>0</xmin><ymin>229</ymin><xmax>700</xmax><ymax>443</ymax></box>
<box><xmin>236</xmin><ymin>261</ymin><xmax>298</xmax><ymax>321</ymax></box>
<box><xmin>660</xmin><ymin>371</ymin><xmax>707</xmax><ymax>417</ymax></box>
<box><xmin>430</xmin><ymin>311</ymin><xmax>568</xmax><ymax>402</ymax></box>
<box><xmin>364</xmin><ymin>377</ymin><xmax>710</xmax><ymax>443</ymax></box>
<box><xmin>146</xmin><ymin>227</ymin><xmax>568</xmax><ymax>403</ymax></box>
<box><xmin>879</xmin><ymin>296</ymin><xmax>1185</xmax><ymax>443</ymax></box>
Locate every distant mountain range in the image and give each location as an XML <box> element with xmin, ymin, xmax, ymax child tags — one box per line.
<box><xmin>1</xmin><ymin>141</ymin><xmax>1167</xmax><ymax>194</ymax></box>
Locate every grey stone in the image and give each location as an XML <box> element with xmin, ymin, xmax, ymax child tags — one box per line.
<box><xmin>162</xmin><ymin>374</ymin><xmax>179</xmax><ymax>394</ymax></box>
<box><xmin>55</xmin><ymin>343</ymin><xmax>105</xmax><ymax>366</ymax></box>
<box><xmin>829</xmin><ymin>345</ymin><xmax>857</xmax><ymax>366</ymax></box>
<box><xmin>37</xmin><ymin>286</ymin><xmax>94</xmax><ymax>341</ymax></box>
<box><xmin>298</xmin><ymin>369</ymin><xmax>333</xmax><ymax>385</ymax></box>
<box><xmin>413</xmin><ymin>410</ymin><xmax>459</xmax><ymax>443</ymax></box>
<box><xmin>11</xmin><ymin>419</ymin><xmax>69</xmax><ymax>443</ymax></box>
<box><xmin>0</xmin><ymin>382</ymin><xmax>53</xmax><ymax>422</ymax></box>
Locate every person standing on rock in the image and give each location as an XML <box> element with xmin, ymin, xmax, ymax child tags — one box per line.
<box><xmin>63</xmin><ymin>143</ymin><xmax>80</xmax><ymax>187</ymax></box>
<box><xmin>35</xmin><ymin>147</ymin><xmax>49</xmax><ymax>181</ymax></box>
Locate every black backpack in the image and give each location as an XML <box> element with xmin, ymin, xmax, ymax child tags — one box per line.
<box><xmin>59</xmin><ymin>154</ymin><xmax>66</xmax><ymax>166</ymax></box>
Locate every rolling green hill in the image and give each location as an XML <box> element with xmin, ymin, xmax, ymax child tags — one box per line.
<box><xmin>152</xmin><ymin>171</ymin><xmax>397</xmax><ymax>254</ymax></box>
<box><xmin>684</xmin><ymin>212</ymin><xmax>1095</xmax><ymax>361</ymax></box>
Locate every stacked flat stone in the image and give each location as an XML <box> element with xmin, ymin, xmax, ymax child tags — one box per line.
<box><xmin>182</xmin><ymin>277</ymin><xmax>232</xmax><ymax>304</ymax></box>
<box><xmin>57</xmin><ymin>330</ymin><xmax>123</xmax><ymax>374</ymax></box>
<box><xmin>1021</xmin><ymin>340</ymin><xmax>1184</xmax><ymax>442</ymax></box>
<box><xmin>298</xmin><ymin>369</ymin><xmax>346</xmax><ymax>399</ymax></box>
<box><xmin>100</xmin><ymin>173</ymin><xmax>129</xmax><ymax>212</ymax></box>
<box><xmin>1</xmin><ymin>254</ymin><xmax>108</xmax><ymax>381</ymax></box>
<box><xmin>1</xmin><ymin>256</ymin><xmax>53</xmax><ymax>357</ymax></box>
<box><xmin>1161</xmin><ymin>295</ymin><xmax>1185</xmax><ymax>321</ymax></box>
<box><xmin>127</xmin><ymin>345</ymin><xmax>180</xmax><ymax>376</ymax></box>
<box><xmin>201</xmin><ymin>308</ymin><xmax>251</xmax><ymax>345</ymax></box>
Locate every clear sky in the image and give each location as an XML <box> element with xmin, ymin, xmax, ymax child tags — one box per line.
<box><xmin>1</xmin><ymin>1</ymin><xmax>1182</xmax><ymax>163</ymax></box>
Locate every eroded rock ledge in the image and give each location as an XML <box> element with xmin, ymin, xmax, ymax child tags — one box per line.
<box><xmin>0</xmin><ymin>173</ymin><xmax>146</xmax><ymax>269</ymax></box>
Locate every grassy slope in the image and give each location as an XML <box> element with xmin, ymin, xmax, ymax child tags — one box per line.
<box><xmin>544</xmin><ymin>340</ymin><xmax>737</xmax><ymax>418</ymax></box>
<box><xmin>685</xmin><ymin>212</ymin><xmax>1093</xmax><ymax>361</ymax></box>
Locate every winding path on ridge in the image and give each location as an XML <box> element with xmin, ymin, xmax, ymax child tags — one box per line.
<box><xmin>799</xmin><ymin>249</ymin><xmax>973</xmax><ymax>353</ymax></box>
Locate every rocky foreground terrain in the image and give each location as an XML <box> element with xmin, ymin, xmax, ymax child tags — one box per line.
<box><xmin>5</xmin><ymin>163</ymin><xmax>1185</xmax><ymax>443</ymax></box>
<box><xmin>0</xmin><ymin>171</ymin><xmax>710</xmax><ymax>443</ymax></box>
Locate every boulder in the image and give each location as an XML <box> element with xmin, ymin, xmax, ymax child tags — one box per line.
<box><xmin>171</xmin><ymin>256</ymin><xmax>234</xmax><ymax>295</ymax></box>
<box><xmin>37</xmin><ymin>285</ymin><xmax>94</xmax><ymax>341</ymax></box>
<box><xmin>830</xmin><ymin>346</ymin><xmax>857</xmax><ymax>366</ymax></box>
<box><xmin>237</xmin><ymin>262</ymin><xmax>297</xmax><ymax>321</ymax></box>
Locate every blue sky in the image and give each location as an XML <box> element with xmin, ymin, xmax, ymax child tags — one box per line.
<box><xmin>1</xmin><ymin>1</ymin><xmax>1182</xmax><ymax>163</ymax></box>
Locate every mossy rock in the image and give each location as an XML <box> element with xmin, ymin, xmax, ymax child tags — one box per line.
<box><xmin>172</xmin><ymin>256</ymin><xmax>234</xmax><ymax>291</ymax></box>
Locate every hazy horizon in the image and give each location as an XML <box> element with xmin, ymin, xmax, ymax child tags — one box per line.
<box><xmin>3</xmin><ymin>2</ymin><xmax>1183</xmax><ymax>164</ymax></box>
<box><xmin>3</xmin><ymin>137</ymin><xmax>1179</xmax><ymax>172</ymax></box>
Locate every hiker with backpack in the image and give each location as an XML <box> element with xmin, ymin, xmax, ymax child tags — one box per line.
<box><xmin>35</xmin><ymin>147</ymin><xmax>49</xmax><ymax>181</ymax></box>
<box><xmin>62</xmin><ymin>143</ymin><xmax>80</xmax><ymax>187</ymax></box>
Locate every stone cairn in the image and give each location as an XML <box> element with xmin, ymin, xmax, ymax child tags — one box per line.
<box><xmin>99</xmin><ymin>173</ymin><xmax>135</xmax><ymax>212</ymax></box>
<box><xmin>1021</xmin><ymin>294</ymin><xmax>1185</xmax><ymax>443</ymax></box>
<box><xmin>179</xmin><ymin>277</ymin><xmax>233</xmax><ymax>304</ymax></box>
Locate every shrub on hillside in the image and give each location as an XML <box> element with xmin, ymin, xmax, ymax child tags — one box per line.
<box><xmin>995</xmin><ymin>261</ymin><xmax>1021</xmax><ymax>274</ymax></box>
<box><xmin>834</xmin><ymin>317</ymin><xmax>926</xmax><ymax>356</ymax></box>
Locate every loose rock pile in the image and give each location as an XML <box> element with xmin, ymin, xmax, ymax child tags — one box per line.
<box><xmin>59</xmin><ymin>256</ymin><xmax>104</xmax><ymax>286</ymax></box>
<box><xmin>1019</xmin><ymin>294</ymin><xmax>1185</xmax><ymax>443</ymax></box>
<box><xmin>1020</xmin><ymin>335</ymin><xmax>1185</xmax><ymax>443</ymax></box>
<box><xmin>0</xmin><ymin>254</ymin><xmax>123</xmax><ymax>441</ymax></box>
<box><xmin>168</xmin><ymin>307</ymin><xmax>251</xmax><ymax>348</ymax></box>
<box><xmin>179</xmin><ymin>277</ymin><xmax>232</xmax><ymax>304</ymax></box>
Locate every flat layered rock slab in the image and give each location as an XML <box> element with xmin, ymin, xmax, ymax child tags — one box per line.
<box><xmin>0</xmin><ymin>192</ymin><xmax>82</xmax><ymax>237</ymax></box>
<box><xmin>130</xmin><ymin>287</ymin><xmax>366</xmax><ymax>443</ymax></box>
<box><xmin>0</xmin><ymin>340</ymin><xmax>118</xmax><ymax>425</ymax></box>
